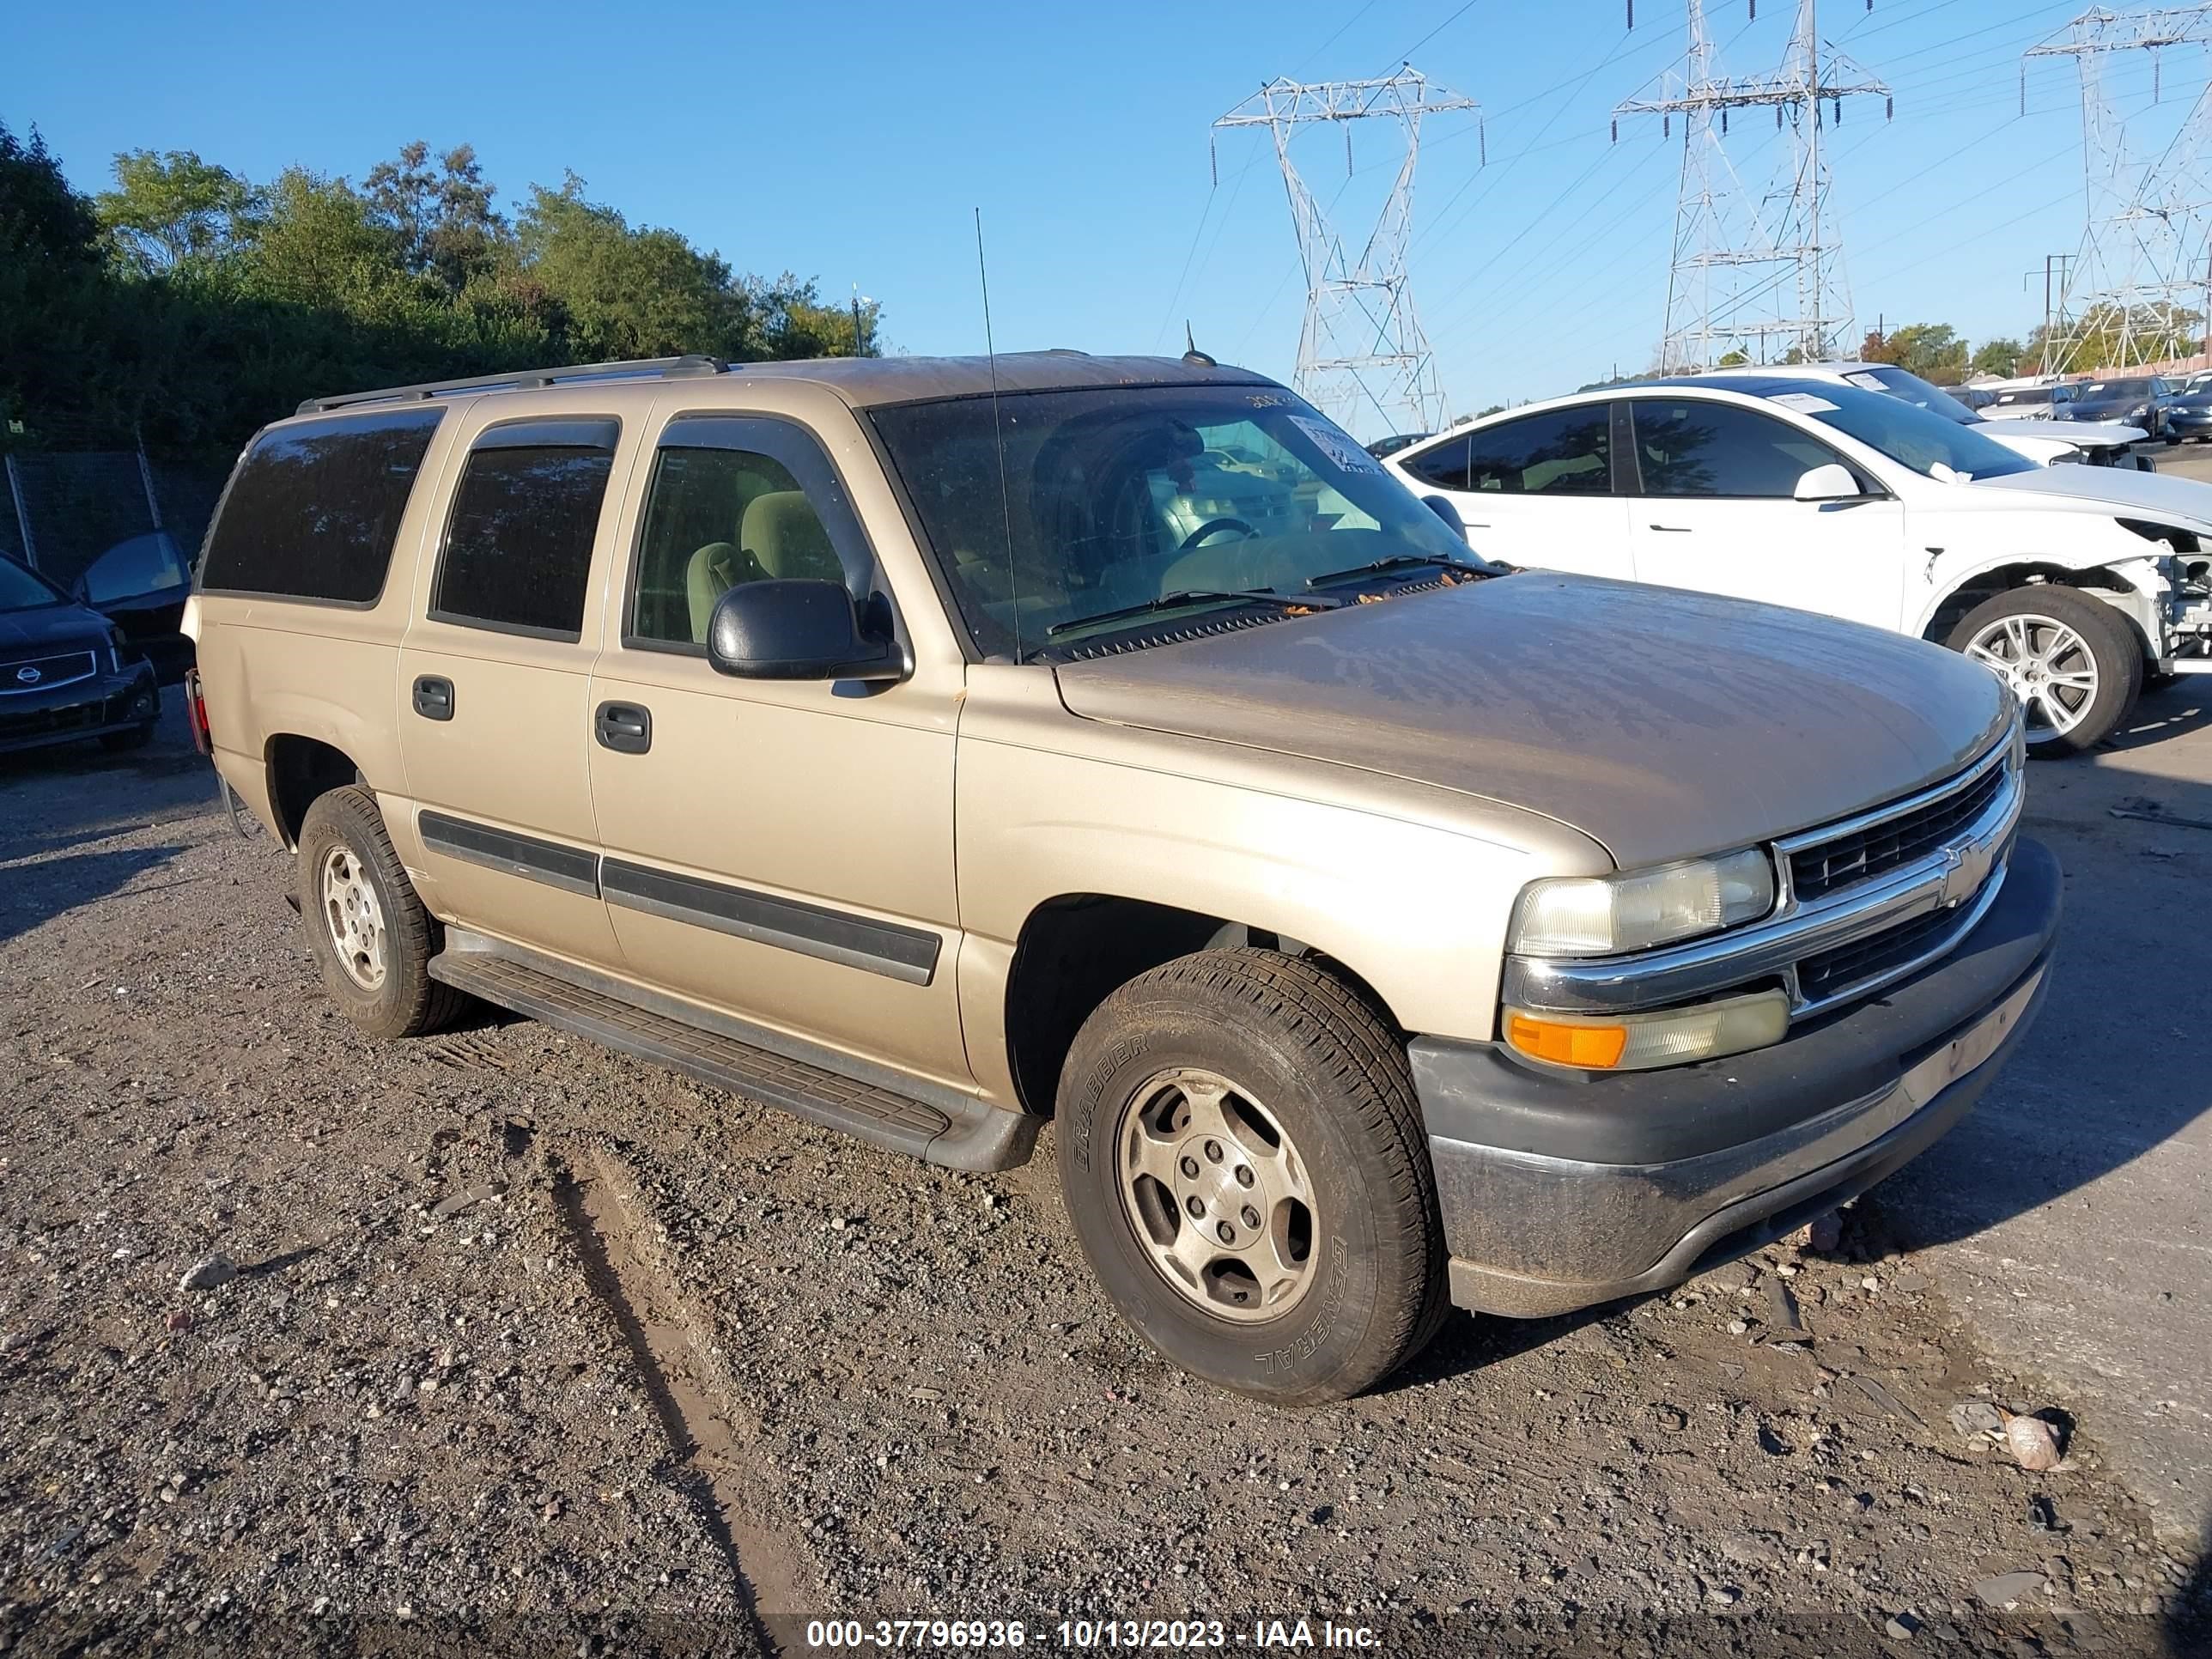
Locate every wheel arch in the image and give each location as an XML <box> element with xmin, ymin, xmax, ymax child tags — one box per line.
<box><xmin>265</xmin><ymin>733</ymin><xmax>367</xmax><ymax>849</ymax></box>
<box><xmin>1000</xmin><ymin>892</ymin><xmax>1400</xmax><ymax>1117</ymax></box>
<box><xmin>1919</xmin><ymin>559</ymin><xmax>2159</xmax><ymax>659</ymax></box>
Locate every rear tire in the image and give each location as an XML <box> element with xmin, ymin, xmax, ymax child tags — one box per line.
<box><xmin>1947</xmin><ymin>586</ymin><xmax>2142</xmax><ymax>755</ymax></box>
<box><xmin>1054</xmin><ymin>947</ymin><xmax>1448</xmax><ymax>1405</ymax></box>
<box><xmin>296</xmin><ymin>785</ymin><xmax>468</xmax><ymax>1039</ymax></box>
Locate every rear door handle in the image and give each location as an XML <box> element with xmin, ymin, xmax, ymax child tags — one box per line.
<box><xmin>594</xmin><ymin>701</ymin><xmax>652</xmax><ymax>755</ymax></box>
<box><xmin>1648</xmin><ymin>523</ymin><xmax>1692</xmax><ymax>532</ymax></box>
<box><xmin>412</xmin><ymin>675</ymin><xmax>454</xmax><ymax>720</ymax></box>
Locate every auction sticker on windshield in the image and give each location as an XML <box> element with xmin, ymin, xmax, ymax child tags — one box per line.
<box><xmin>1770</xmin><ymin>392</ymin><xmax>1840</xmax><ymax>414</ymax></box>
<box><xmin>1290</xmin><ymin>414</ymin><xmax>1381</xmax><ymax>472</ymax></box>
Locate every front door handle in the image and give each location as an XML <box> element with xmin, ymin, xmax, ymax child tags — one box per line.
<box><xmin>412</xmin><ymin>675</ymin><xmax>455</xmax><ymax>720</ymax></box>
<box><xmin>594</xmin><ymin>701</ymin><xmax>652</xmax><ymax>755</ymax></box>
<box><xmin>1648</xmin><ymin>523</ymin><xmax>1692</xmax><ymax>532</ymax></box>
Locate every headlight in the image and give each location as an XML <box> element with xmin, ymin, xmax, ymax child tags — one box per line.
<box><xmin>1509</xmin><ymin>848</ymin><xmax>1776</xmax><ymax>957</ymax></box>
<box><xmin>2130</xmin><ymin>404</ymin><xmax>2149</xmax><ymax>418</ymax></box>
<box><xmin>1504</xmin><ymin>988</ymin><xmax>1792</xmax><ymax>1071</ymax></box>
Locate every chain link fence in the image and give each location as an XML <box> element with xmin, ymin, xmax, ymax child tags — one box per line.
<box><xmin>1</xmin><ymin>451</ymin><xmax>226</xmax><ymax>589</ymax></box>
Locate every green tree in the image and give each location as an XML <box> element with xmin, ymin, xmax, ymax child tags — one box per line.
<box><xmin>1716</xmin><ymin>349</ymin><xmax>1749</xmax><ymax>368</ymax></box>
<box><xmin>1970</xmin><ymin>337</ymin><xmax>2023</xmax><ymax>379</ymax></box>
<box><xmin>94</xmin><ymin>149</ymin><xmax>259</xmax><ymax>275</ymax></box>
<box><xmin>364</xmin><ymin>141</ymin><xmax>505</xmax><ymax>297</ymax></box>
<box><xmin>1872</xmin><ymin>323</ymin><xmax>1967</xmax><ymax>381</ymax></box>
<box><xmin>514</xmin><ymin>173</ymin><xmax>751</xmax><ymax>362</ymax></box>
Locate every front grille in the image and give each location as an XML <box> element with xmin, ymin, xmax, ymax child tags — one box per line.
<box><xmin>1789</xmin><ymin>755</ymin><xmax>2006</xmax><ymax>902</ymax></box>
<box><xmin>0</xmin><ymin>648</ymin><xmax>98</xmax><ymax>694</ymax></box>
<box><xmin>1797</xmin><ymin>903</ymin><xmax>1976</xmax><ymax>1006</ymax></box>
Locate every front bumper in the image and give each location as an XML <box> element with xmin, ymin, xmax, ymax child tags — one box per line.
<box><xmin>0</xmin><ymin>660</ymin><xmax>160</xmax><ymax>754</ymax></box>
<box><xmin>1415</xmin><ymin>835</ymin><xmax>2061</xmax><ymax>1318</ymax></box>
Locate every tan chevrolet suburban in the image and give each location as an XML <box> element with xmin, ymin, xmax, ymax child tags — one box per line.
<box><xmin>184</xmin><ymin>351</ymin><xmax>2059</xmax><ymax>1404</ymax></box>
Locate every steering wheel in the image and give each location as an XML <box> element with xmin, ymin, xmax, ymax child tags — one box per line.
<box><xmin>1178</xmin><ymin>517</ymin><xmax>1255</xmax><ymax>553</ymax></box>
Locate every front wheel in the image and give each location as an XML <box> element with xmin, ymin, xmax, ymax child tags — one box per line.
<box><xmin>1948</xmin><ymin>586</ymin><xmax>2143</xmax><ymax>754</ymax></box>
<box><xmin>1055</xmin><ymin>948</ymin><xmax>1448</xmax><ymax>1405</ymax></box>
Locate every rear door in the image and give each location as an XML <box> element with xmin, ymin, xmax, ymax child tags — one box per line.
<box><xmin>1623</xmin><ymin>395</ymin><xmax>1908</xmax><ymax>633</ymax></box>
<box><xmin>396</xmin><ymin>405</ymin><xmax>639</xmax><ymax>964</ymax></box>
<box><xmin>1395</xmin><ymin>403</ymin><xmax>1632</xmax><ymax>577</ymax></box>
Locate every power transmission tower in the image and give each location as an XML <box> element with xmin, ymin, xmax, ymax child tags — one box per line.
<box><xmin>1212</xmin><ymin>69</ymin><xmax>1480</xmax><ymax>435</ymax></box>
<box><xmin>2025</xmin><ymin>4</ymin><xmax>2212</xmax><ymax>374</ymax></box>
<box><xmin>1614</xmin><ymin>1</ymin><xmax>1890</xmax><ymax>370</ymax></box>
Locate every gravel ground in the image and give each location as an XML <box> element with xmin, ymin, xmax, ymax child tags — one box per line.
<box><xmin>1</xmin><ymin>706</ymin><xmax>2205</xmax><ymax>1657</ymax></box>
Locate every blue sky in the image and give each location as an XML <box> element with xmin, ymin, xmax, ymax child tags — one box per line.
<box><xmin>4</xmin><ymin>1</ymin><xmax>2203</xmax><ymax>434</ymax></box>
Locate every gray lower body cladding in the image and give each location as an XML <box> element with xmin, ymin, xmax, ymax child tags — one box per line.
<box><xmin>1415</xmin><ymin>835</ymin><xmax>2063</xmax><ymax>1318</ymax></box>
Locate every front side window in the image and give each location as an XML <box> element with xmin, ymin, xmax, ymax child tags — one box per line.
<box><xmin>867</xmin><ymin>386</ymin><xmax>1485</xmax><ymax>657</ymax></box>
<box><xmin>1462</xmin><ymin>406</ymin><xmax>1613</xmax><ymax>495</ymax></box>
<box><xmin>200</xmin><ymin>408</ymin><xmax>444</xmax><ymax>603</ymax></box>
<box><xmin>431</xmin><ymin>420</ymin><xmax>618</xmax><ymax>639</ymax></box>
<box><xmin>82</xmin><ymin>532</ymin><xmax>189</xmax><ymax>606</ymax></box>
<box><xmin>1631</xmin><ymin>401</ymin><xmax>1840</xmax><ymax>497</ymax></box>
<box><xmin>629</xmin><ymin>446</ymin><xmax>854</xmax><ymax>647</ymax></box>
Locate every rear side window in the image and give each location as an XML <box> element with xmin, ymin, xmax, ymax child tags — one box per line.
<box><xmin>199</xmin><ymin>409</ymin><xmax>444</xmax><ymax>603</ymax></box>
<box><xmin>430</xmin><ymin>420</ymin><xmax>619</xmax><ymax>640</ymax></box>
<box><xmin>1403</xmin><ymin>408</ymin><xmax>1615</xmax><ymax>496</ymax></box>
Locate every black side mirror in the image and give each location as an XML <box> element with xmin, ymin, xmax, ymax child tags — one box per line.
<box><xmin>1422</xmin><ymin>494</ymin><xmax>1467</xmax><ymax>536</ymax></box>
<box><xmin>707</xmin><ymin>579</ymin><xmax>907</xmax><ymax>684</ymax></box>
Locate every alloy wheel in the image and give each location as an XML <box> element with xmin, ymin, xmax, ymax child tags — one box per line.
<box><xmin>319</xmin><ymin>845</ymin><xmax>387</xmax><ymax>992</ymax></box>
<box><xmin>1114</xmin><ymin>1067</ymin><xmax>1318</xmax><ymax>1322</ymax></box>
<box><xmin>1963</xmin><ymin>613</ymin><xmax>2099</xmax><ymax>745</ymax></box>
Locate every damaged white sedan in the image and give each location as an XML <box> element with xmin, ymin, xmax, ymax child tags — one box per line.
<box><xmin>1388</xmin><ymin>376</ymin><xmax>2212</xmax><ymax>751</ymax></box>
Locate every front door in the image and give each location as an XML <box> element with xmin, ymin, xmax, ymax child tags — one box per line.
<box><xmin>1623</xmin><ymin>397</ymin><xmax>1907</xmax><ymax>633</ymax></box>
<box><xmin>1395</xmin><ymin>402</ymin><xmax>1632</xmax><ymax>577</ymax></box>
<box><xmin>586</xmin><ymin>408</ymin><xmax>969</xmax><ymax>1089</ymax></box>
<box><xmin>397</xmin><ymin>409</ymin><xmax>636</xmax><ymax>965</ymax></box>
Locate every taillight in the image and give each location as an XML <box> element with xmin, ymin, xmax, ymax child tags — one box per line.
<box><xmin>185</xmin><ymin>666</ymin><xmax>212</xmax><ymax>756</ymax></box>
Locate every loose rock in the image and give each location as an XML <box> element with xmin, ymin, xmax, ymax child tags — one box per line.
<box><xmin>178</xmin><ymin>1254</ymin><xmax>237</xmax><ymax>1292</ymax></box>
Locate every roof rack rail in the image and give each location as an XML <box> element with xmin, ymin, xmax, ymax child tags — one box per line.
<box><xmin>296</xmin><ymin>354</ymin><xmax>732</xmax><ymax>416</ymax></box>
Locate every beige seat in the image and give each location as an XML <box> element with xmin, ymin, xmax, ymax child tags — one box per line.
<box><xmin>741</xmin><ymin>490</ymin><xmax>845</xmax><ymax>584</ymax></box>
<box><xmin>684</xmin><ymin>541</ymin><xmax>742</xmax><ymax>643</ymax></box>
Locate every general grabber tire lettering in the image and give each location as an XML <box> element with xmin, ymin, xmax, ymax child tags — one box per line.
<box><xmin>1055</xmin><ymin>947</ymin><xmax>1449</xmax><ymax>1405</ymax></box>
<box><xmin>1946</xmin><ymin>584</ymin><xmax>2143</xmax><ymax>755</ymax></box>
<box><xmin>295</xmin><ymin>785</ymin><xmax>470</xmax><ymax>1040</ymax></box>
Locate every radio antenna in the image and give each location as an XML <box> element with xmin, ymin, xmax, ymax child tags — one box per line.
<box><xmin>975</xmin><ymin>208</ymin><xmax>1024</xmax><ymax>663</ymax></box>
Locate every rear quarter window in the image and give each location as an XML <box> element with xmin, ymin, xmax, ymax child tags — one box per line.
<box><xmin>198</xmin><ymin>409</ymin><xmax>446</xmax><ymax>604</ymax></box>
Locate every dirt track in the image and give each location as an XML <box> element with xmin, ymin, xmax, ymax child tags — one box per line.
<box><xmin>1</xmin><ymin>705</ymin><xmax>2205</xmax><ymax>1656</ymax></box>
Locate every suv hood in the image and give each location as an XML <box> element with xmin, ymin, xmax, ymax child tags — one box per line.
<box><xmin>1978</xmin><ymin>414</ymin><xmax>2143</xmax><ymax>448</ymax></box>
<box><xmin>1966</xmin><ymin>462</ymin><xmax>2212</xmax><ymax>528</ymax></box>
<box><xmin>1053</xmin><ymin>576</ymin><xmax>2008</xmax><ymax>869</ymax></box>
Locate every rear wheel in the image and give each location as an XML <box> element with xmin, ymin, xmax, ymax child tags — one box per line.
<box><xmin>1948</xmin><ymin>586</ymin><xmax>2142</xmax><ymax>754</ymax></box>
<box><xmin>296</xmin><ymin>785</ymin><xmax>468</xmax><ymax>1038</ymax></box>
<box><xmin>1055</xmin><ymin>948</ymin><xmax>1448</xmax><ymax>1405</ymax></box>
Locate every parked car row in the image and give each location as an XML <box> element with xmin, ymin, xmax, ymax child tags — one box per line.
<box><xmin>1387</xmin><ymin>372</ymin><xmax>2212</xmax><ymax>750</ymax></box>
<box><xmin>175</xmin><ymin>349</ymin><xmax>2066</xmax><ymax>1402</ymax></box>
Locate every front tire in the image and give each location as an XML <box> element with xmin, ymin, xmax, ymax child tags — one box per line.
<box><xmin>1948</xmin><ymin>586</ymin><xmax>2142</xmax><ymax>754</ymax></box>
<box><xmin>296</xmin><ymin>785</ymin><xmax>468</xmax><ymax>1039</ymax></box>
<box><xmin>1055</xmin><ymin>948</ymin><xmax>1447</xmax><ymax>1405</ymax></box>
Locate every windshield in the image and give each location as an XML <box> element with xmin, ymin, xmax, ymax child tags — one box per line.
<box><xmin>868</xmin><ymin>386</ymin><xmax>1487</xmax><ymax>657</ymax></box>
<box><xmin>2083</xmin><ymin>378</ymin><xmax>2154</xmax><ymax>401</ymax></box>
<box><xmin>1752</xmin><ymin>382</ymin><xmax>2039</xmax><ymax>481</ymax></box>
<box><xmin>1838</xmin><ymin>365</ymin><xmax>1981</xmax><ymax>426</ymax></box>
<box><xmin>0</xmin><ymin>557</ymin><xmax>64</xmax><ymax>611</ymax></box>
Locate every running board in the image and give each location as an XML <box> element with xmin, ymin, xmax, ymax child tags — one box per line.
<box><xmin>428</xmin><ymin>931</ymin><xmax>1037</xmax><ymax>1171</ymax></box>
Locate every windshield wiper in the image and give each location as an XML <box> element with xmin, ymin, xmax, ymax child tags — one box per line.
<box><xmin>1304</xmin><ymin>552</ymin><xmax>1498</xmax><ymax>590</ymax></box>
<box><xmin>1046</xmin><ymin>588</ymin><xmax>1339</xmax><ymax>638</ymax></box>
